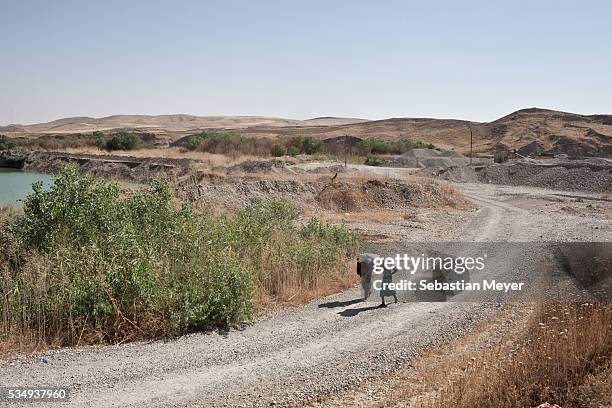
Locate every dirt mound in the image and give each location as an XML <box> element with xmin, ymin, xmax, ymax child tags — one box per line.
<box><xmin>226</xmin><ymin>159</ymin><xmax>293</xmax><ymax>175</ymax></box>
<box><xmin>383</xmin><ymin>149</ymin><xmax>489</xmax><ymax>171</ymax></box>
<box><xmin>302</xmin><ymin>164</ymin><xmax>354</xmax><ymax>174</ymax></box>
<box><xmin>402</xmin><ymin>148</ymin><xmax>442</xmax><ymax>159</ymax></box>
<box><xmin>176</xmin><ymin>175</ymin><xmax>468</xmax><ymax>212</ymax></box>
<box><xmin>477</xmin><ymin>161</ymin><xmax>612</xmax><ymax>193</ymax></box>
<box><xmin>20</xmin><ymin>151</ymin><xmax>193</xmax><ymax>182</ymax></box>
<box><xmin>434</xmin><ymin>165</ymin><xmax>480</xmax><ymax>183</ymax></box>
<box><xmin>437</xmin><ymin>150</ymin><xmax>465</xmax><ymax>158</ymax></box>
<box><xmin>380</xmin><ymin>156</ymin><xmax>420</xmax><ymax>168</ymax></box>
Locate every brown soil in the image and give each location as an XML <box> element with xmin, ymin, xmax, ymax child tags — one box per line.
<box><xmin>5</xmin><ymin>108</ymin><xmax>611</xmax><ymax>157</ymax></box>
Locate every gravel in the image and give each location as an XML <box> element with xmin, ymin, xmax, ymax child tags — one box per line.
<box><xmin>476</xmin><ymin>160</ymin><xmax>612</xmax><ymax>193</ymax></box>
<box><xmin>0</xmin><ymin>182</ymin><xmax>609</xmax><ymax>407</ymax></box>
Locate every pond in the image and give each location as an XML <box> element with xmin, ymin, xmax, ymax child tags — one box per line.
<box><xmin>0</xmin><ymin>168</ymin><xmax>55</xmax><ymax>206</ymax></box>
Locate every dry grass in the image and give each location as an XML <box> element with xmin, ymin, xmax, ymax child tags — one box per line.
<box><xmin>254</xmin><ymin>262</ymin><xmax>359</xmax><ymax>310</ymax></box>
<box><xmin>380</xmin><ymin>303</ymin><xmax>612</xmax><ymax>408</ymax></box>
<box><xmin>428</xmin><ymin>302</ymin><xmax>612</xmax><ymax>407</ymax></box>
<box><xmin>305</xmin><ymin>303</ymin><xmax>611</xmax><ymax>408</ymax></box>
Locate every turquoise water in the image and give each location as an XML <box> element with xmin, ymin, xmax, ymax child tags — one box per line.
<box><xmin>0</xmin><ymin>169</ymin><xmax>55</xmax><ymax>206</ymax></box>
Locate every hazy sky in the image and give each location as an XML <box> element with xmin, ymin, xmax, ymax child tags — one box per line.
<box><xmin>2</xmin><ymin>0</ymin><xmax>611</xmax><ymax>124</ymax></box>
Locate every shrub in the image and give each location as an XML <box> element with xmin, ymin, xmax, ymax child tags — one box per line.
<box><xmin>284</xmin><ymin>136</ymin><xmax>323</xmax><ymax>155</ymax></box>
<box><xmin>287</xmin><ymin>146</ymin><xmax>300</xmax><ymax>156</ymax></box>
<box><xmin>185</xmin><ymin>134</ymin><xmax>206</xmax><ymax>151</ymax></box>
<box><xmin>1</xmin><ymin>167</ymin><xmax>358</xmax><ymax>348</ymax></box>
<box><xmin>185</xmin><ymin>131</ymin><xmax>274</xmax><ymax>156</ymax></box>
<box><xmin>302</xmin><ymin>137</ymin><xmax>323</xmax><ymax>154</ymax></box>
<box><xmin>271</xmin><ymin>143</ymin><xmax>286</xmax><ymax>157</ymax></box>
<box><xmin>104</xmin><ymin>132</ymin><xmax>143</xmax><ymax>150</ymax></box>
<box><xmin>0</xmin><ymin>136</ymin><xmax>16</xmax><ymax>151</ymax></box>
<box><xmin>364</xmin><ymin>155</ymin><xmax>383</xmax><ymax>166</ymax></box>
<box><xmin>356</xmin><ymin>138</ymin><xmax>435</xmax><ymax>155</ymax></box>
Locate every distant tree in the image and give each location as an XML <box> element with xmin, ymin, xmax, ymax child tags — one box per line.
<box><xmin>105</xmin><ymin>132</ymin><xmax>142</xmax><ymax>151</ymax></box>
<box><xmin>364</xmin><ymin>155</ymin><xmax>383</xmax><ymax>166</ymax></box>
<box><xmin>0</xmin><ymin>135</ymin><xmax>16</xmax><ymax>150</ymax></box>
<box><xmin>287</xmin><ymin>146</ymin><xmax>300</xmax><ymax>157</ymax></box>
<box><xmin>271</xmin><ymin>143</ymin><xmax>286</xmax><ymax>157</ymax></box>
<box><xmin>302</xmin><ymin>137</ymin><xmax>323</xmax><ymax>155</ymax></box>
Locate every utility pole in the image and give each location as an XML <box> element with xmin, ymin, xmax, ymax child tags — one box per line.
<box><xmin>469</xmin><ymin>125</ymin><xmax>473</xmax><ymax>166</ymax></box>
<box><xmin>344</xmin><ymin>135</ymin><xmax>349</xmax><ymax>168</ymax></box>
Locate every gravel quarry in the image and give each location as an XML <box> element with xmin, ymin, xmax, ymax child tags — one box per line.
<box><xmin>1</xmin><ymin>175</ymin><xmax>609</xmax><ymax>407</ymax></box>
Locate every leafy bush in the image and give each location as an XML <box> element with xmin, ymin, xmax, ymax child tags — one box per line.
<box><xmin>302</xmin><ymin>137</ymin><xmax>323</xmax><ymax>154</ymax></box>
<box><xmin>271</xmin><ymin>143</ymin><xmax>286</xmax><ymax>157</ymax></box>
<box><xmin>364</xmin><ymin>155</ymin><xmax>383</xmax><ymax>166</ymax></box>
<box><xmin>0</xmin><ymin>136</ymin><xmax>16</xmax><ymax>150</ymax></box>
<box><xmin>1</xmin><ymin>167</ymin><xmax>358</xmax><ymax>347</ymax></box>
<box><xmin>287</xmin><ymin>146</ymin><xmax>300</xmax><ymax>156</ymax></box>
<box><xmin>102</xmin><ymin>132</ymin><xmax>143</xmax><ymax>151</ymax></box>
<box><xmin>284</xmin><ymin>136</ymin><xmax>323</xmax><ymax>155</ymax></box>
<box><xmin>356</xmin><ymin>138</ymin><xmax>435</xmax><ymax>155</ymax></box>
<box><xmin>185</xmin><ymin>131</ymin><xmax>273</xmax><ymax>156</ymax></box>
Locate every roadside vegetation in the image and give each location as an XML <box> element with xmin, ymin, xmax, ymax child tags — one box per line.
<box><xmin>378</xmin><ymin>302</ymin><xmax>612</xmax><ymax>407</ymax></box>
<box><xmin>0</xmin><ymin>167</ymin><xmax>358</xmax><ymax>353</ymax></box>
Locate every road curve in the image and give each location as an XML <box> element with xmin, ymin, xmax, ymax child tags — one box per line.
<box><xmin>1</xmin><ymin>183</ymin><xmax>609</xmax><ymax>407</ymax></box>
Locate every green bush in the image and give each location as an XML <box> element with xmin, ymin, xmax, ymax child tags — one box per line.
<box><xmin>287</xmin><ymin>146</ymin><xmax>300</xmax><ymax>156</ymax></box>
<box><xmin>271</xmin><ymin>143</ymin><xmax>286</xmax><ymax>157</ymax></box>
<box><xmin>302</xmin><ymin>137</ymin><xmax>323</xmax><ymax>154</ymax></box>
<box><xmin>185</xmin><ymin>131</ymin><xmax>273</xmax><ymax>156</ymax></box>
<box><xmin>284</xmin><ymin>136</ymin><xmax>323</xmax><ymax>155</ymax></box>
<box><xmin>356</xmin><ymin>138</ymin><xmax>435</xmax><ymax>155</ymax></box>
<box><xmin>185</xmin><ymin>134</ymin><xmax>206</xmax><ymax>151</ymax></box>
<box><xmin>0</xmin><ymin>135</ymin><xmax>16</xmax><ymax>150</ymax></box>
<box><xmin>1</xmin><ymin>167</ymin><xmax>358</xmax><ymax>346</ymax></box>
<box><xmin>364</xmin><ymin>155</ymin><xmax>383</xmax><ymax>166</ymax></box>
<box><xmin>104</xmin><ymin>132</ymin><xmax>143</xmax><ymax>150</ymax></box>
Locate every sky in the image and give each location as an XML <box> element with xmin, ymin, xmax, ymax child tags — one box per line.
<box><xmin>1</xmin><ymin>0</ymin><xmax>611</xmax><ymax>125</ymax></box>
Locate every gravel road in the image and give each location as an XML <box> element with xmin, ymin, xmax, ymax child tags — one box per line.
<box><xmin>1</xmin><ymin>182</ymin><xmax>610</xmax><ymax>407</ymax></box>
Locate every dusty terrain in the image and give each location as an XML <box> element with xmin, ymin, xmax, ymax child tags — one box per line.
<box><xmin>0</xmin><ymin>115</ymin><xmax>367</xmax><ymax>134</ymax></box>
<box><xmin>3</xmin><ymin>107</ymin><xmax>611</xmax><ymax>156</ymax></box>
<box><xmin>1</xmin><ymin>166</ymin><xmax>609</xmax><ymax>407</ymax></box>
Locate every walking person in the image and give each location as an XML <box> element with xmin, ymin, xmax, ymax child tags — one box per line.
<box><xmin>380</xmin><ymin>266</ymin><xmax>398</xmax><ymax>307</ymax></box>
<box><xmin>356</xmin><ymin>253</ymin><xmax>377</xmax><ymax>300</ymax></box>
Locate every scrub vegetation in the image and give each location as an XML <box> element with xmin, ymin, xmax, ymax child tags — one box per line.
<box><xmin>0</xmin><ymin>167</ymin><xmax>358</xmax><ymax>351</ymax></box>
<box><xmin>379</xmin><ymin>302</ymin><xmax>612</xmax><ymax>408</ymax></box>
<box><xmin>0</xmin><ymin>135</ymin><xmax>17</xmax><ymax>151</ymax></box>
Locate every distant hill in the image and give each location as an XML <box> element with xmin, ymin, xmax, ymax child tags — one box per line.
<box><xmin>3</xmin><ymin>115</ymin><xmax>367</xmax><ymax>134</ymax></box>
<box><xmin>3</xmin><ymin>108</ymin><xmax>610</xmax><ymax>157</ymax></box>
<box><xmin>241</xmin><ymin>108</ymin><xmax>612</xmax><ymax>157</ymax></box>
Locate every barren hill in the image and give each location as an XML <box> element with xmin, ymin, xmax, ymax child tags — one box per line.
<box><xmin>4</xmin><ymin>115</ymin><xmax>368</xmax><ymax>135</ymax></box>
<box><xmin>241</xmin><ymin>108</ymin><xmax>612</xmax><ymax>157</ymax></box>
<box><xmin>3</xmin><ymin>108</ymin><xmax>611</xmax><ymax>157</ymax></box>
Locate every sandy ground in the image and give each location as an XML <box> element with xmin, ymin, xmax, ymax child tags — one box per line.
<box><xmin>0</xmin><ymin>182</ymin><xmax>610</xmax><ymax>407</ymax></box>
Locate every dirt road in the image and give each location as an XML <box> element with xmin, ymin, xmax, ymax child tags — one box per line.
<box><xmin>1</xmin><ymin>183</ymin><xmax>610</xmax><ymax>407</ymax></box>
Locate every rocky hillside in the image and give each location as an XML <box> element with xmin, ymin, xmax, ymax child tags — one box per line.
<box><xmin>3</xmin><ymin>108</ymin><xmax>611</xmax><ymax>157</ymax></box>
<box><xmin>241</xmin><ymin>108</ymin><xmax>612</xmax><ymax>157</ymax></box>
